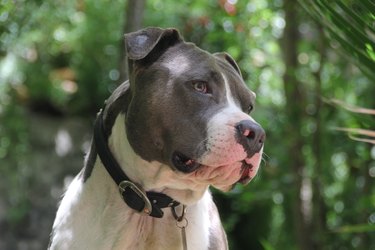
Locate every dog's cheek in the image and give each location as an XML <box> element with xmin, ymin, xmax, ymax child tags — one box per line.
<box><xmin>153</xmin><ymin>138</ymin><xmax>164</xmax><ymax>150</ymax></box>
<box><xmin>125</xmin><ymin>105</ymin><xmax>164</xmax><ymax>163</ymax></box>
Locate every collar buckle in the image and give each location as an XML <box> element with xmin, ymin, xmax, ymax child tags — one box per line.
<box><xmin>119</xmin><ymin>180</ymin><xmax>153</xmax><ymax>215</ymax></box>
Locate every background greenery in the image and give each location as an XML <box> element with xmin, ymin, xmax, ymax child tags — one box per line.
<box><xmin>0</xmin><ymin>0</ymin><xmax>374</xmax><ymax>249</ymax></box>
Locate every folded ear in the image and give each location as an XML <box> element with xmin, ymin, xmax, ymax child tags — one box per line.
<box><xmin>125</xmin><ymin>27</ymin><xmax>182</xmax><ymax>60</ymax></box>
<box><xmin>214</xmin><ymin>52</ymin><xmax>242</xmax><ymax>78</ymax></box>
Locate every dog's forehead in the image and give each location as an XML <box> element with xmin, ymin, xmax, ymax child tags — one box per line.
<box><xmin>161</xmin><ymin>43</ymin><xmax>214</xmax><ymax>75</ymax></box>
<box><xmin>158</xmin><ymin>44</ymin><xmax>255</xmax><ymax>106</ymax></box>
<box><xmin>162</xmin><ymin>54</ymin><xmax>191</xmax><ymax>75</ymax></box>
<box><xmin>160</xmin><ymin>45</ymin><xmax>234</xmax><ymax>85</ymax></box>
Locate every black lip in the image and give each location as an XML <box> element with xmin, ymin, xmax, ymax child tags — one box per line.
<box><xmin>237</xmin><ymin>160</ymin><xmax>253</xmax><ymax>184</ymax></box>
<box><xmin>172</xmin><ymin>151</ymin><xmax>201</xmax><ymax>173</ymax></box>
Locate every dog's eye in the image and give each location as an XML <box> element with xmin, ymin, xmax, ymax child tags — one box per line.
<box><xmin>247</xmin><ymin>104</ymin><xmax>254</xmax><ymax>114</ymax></box>
<box><xmin>192</xmin><ymin>81</ymin><xmax>209</xmax><ymax>94</ymax></box>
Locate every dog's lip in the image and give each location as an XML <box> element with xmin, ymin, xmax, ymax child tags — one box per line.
<box><xmin>173</xmin><ymin>152</ymin><xmax>256</xmax><ymax>185</ymax></box>
<box><xmin>172</xmin><ymin>151</ymin><xmax>201</xmax><ymax>173</ymax></box>
<box><xmin>237</xmin><ymin>159</ymin><xmax>254</xmax><ymax>185</ymax></box>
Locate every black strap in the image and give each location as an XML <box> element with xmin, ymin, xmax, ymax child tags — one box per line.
<box><xmin>93</xmin><ymin>109</ymin><xmax>180</xmax><ymax>218</ymax></box>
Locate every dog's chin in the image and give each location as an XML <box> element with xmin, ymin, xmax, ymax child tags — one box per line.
<box><xmin>210</xmin><ymin>159</ymin><xmax>257</xmax><ymax>192</ymax></box>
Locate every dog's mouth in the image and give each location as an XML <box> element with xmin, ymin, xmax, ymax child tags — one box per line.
<box><xmin>237</xmin><ymin>159</ymin><xmax>254</xmax><ymax>185</ymax></box>
<box><xmin>172</xmin><ymin>151</ymin><xmax>255</xmax><ymax>185</ymax></box>
<box><xmin>172</xmin><ymin>151</ymin><xmax>201</xmax><ymax>173</ymax></box>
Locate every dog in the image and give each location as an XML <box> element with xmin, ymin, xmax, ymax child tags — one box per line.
<box><xmin>49</xmin><ymin>27</ymin><xmax>265</xmax><ymax>250</ymax></box>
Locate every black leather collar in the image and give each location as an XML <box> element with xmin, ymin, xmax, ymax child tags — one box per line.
<box><xmin>93</xmin><ymin>108</ymin><xmax>180</xmax><ymax>218</ymax></box>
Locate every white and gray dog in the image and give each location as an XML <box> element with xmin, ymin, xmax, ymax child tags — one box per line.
<box><xmin>49</xmin><ymin>27</ymin><xmax>265</xmax><ymax>250</ymax></box>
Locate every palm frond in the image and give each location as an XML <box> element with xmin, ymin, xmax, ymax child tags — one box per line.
<box><xmin>327</xmin><ymin>99</ymin><xmax>375</xmax><ymax>115</ymax></box>
<box><xmin>333</xmin><ymin>127</ymin><xmax>375</xmax><ymax>144</ymax></box>
<box><xmin>298</xmin><ymin>0</ymin><xmax>375</xmax><ymax>80</ymax></box>
<box><xmin>328</xmin><ymin>99</ymin><xmax>375</xmax><ymax>144</ymax></box>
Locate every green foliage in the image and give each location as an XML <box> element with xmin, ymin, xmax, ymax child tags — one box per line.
<box><xmin>0</xmin><ymin>99</ymin><xmax>31</xmax><ymax>227</ymax></box>
<box><xmin>299</xmin><ymin>0</ymin><xmax>375</xmax><ymax>81</ymax></box>
<box><xmin>1</xmin><ymin>0</ymin><xmax>125</xmax><ymax>115</ymax></box>
<box><xmin>334</xmin><ymin>223</ymin><xmax>375</xmax><ymax>234</ymax></box>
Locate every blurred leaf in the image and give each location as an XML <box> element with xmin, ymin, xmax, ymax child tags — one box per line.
<box><xmin>334</xmin><ymin>223</ymin><xmax>375</xmax><ymax>234</ymax></box>
<box><xmin>260</xmin><ymin>239</ymin><xmax>276</xmax><ymax>250</ymax></box>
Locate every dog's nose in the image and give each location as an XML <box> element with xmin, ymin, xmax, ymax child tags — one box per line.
<box><xmin>235</xmin><ymin>120</ymin><xmax>265</xmax><ymax>155</ymax></box>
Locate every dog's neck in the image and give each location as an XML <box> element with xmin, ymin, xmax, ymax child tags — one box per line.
<box><xmin>51</xmin><ymin>115</ymin><xmax>221</xmax><ymax>250</ymax></box>
<box><xmin>105</xmin><ymin>113</ymin><xmax>209</xmax><ymax>206</ymax></box>
<box><xmin>75</xmin><ymin>158</ymin><xmax>214</xmax><ymax>250</ymax></box>
<box><xmin>58</xmin><ymin>149</ymin><xmax>212</xmax><ymax>249</ymax></box>
<box><xmin>71</xmin><ymin>114</ymin><xmax>214</xmax><ymax>248</ymax></box>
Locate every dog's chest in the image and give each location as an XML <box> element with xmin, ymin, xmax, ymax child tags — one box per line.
<box><xmin>113</xmin><ymin>209</ymin><xmax>210</xmax><ymax>250</ymax></box>
<box><xmin>51</xmin><ymin>173</ymin><xmax>211</xmax><ymax>250</ymax></box>
<box><xmin>111</xmin><ymin>215</ymin><xmax>207</xmax><ymax>250</ymax></box>
<box><xmin>111</xmin><ymin>216</ymin><xmax>182</xmax><ymax>249</ymax></box>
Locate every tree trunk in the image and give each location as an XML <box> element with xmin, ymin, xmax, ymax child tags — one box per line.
<box><xmin>311</xmin><ymin>24</ymin><xmax>328</xmax><ymax>249</ymax></box>
<box><xmin>118</xmin><ymin>0</ymin><xmax>147</xmax><ymax>83</ymax></box>
<box><xmin>281</xmin><ymin>0</ymin><xmax>313</xmax><ymax>249</ymax></box>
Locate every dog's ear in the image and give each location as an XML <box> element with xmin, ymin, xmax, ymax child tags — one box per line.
<box><xmin>125</xmin><ymin>27</ymin><xmax>182</xmax><ymax>60</ymax></box>
<box><xmin>102</xmin><ymin>81</ymin><xmax>131</xmax><ymax>136</ymax></box>
<box><xmin>214</xmin><ymin>52</ymin><xmax>242</xmax><ymax>78</ymax></box>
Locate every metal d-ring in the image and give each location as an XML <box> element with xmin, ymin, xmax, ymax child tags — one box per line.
<box><xmin>118</xmin><ymin>180</ymin><xmax>153</xmax><ymax>215</ymax></box>
<box><xmin>171</xmin><ymin>205</ymin><xmax>188</xmax><ymax>250</ymax></box>
<box><xmin>172</xmin><ymin>205</ymin><xmax>188</xmax><ymax>228</ymax></box>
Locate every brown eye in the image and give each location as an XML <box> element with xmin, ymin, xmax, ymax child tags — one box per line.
<box><xmin>192</xmin><ymin>81</ymin><xmax>208</xmax><ymax>93</ymax></box>
<box><xmin>247</xmin><ymin>104</ymin><xmax>254</xmax><ymax>114</ymax></box>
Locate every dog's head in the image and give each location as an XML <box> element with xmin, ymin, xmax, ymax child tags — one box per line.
<box><xmin>105</xmin><ymin>27</ymin><xmax>265</xmax><ymax>191</ymax></box>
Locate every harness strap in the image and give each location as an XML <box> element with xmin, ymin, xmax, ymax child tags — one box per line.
<box><xmin>93</xmin><ymin>109</ymin><xmax>180</xmax><ymax>218</ymax></box>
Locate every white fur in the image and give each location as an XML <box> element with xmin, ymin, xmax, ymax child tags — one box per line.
<box><xmin>50</xmin><ymin>73</ymin><xmax>263</xmax><ymax>249</ymax></box>
<box><xmin>50</xmin><ymin>114</ymin><xmax>226</xmax><ymax>250</ymax></box>
<box><xmin>198</xmin><ymin>73</ymin><xmax>262</xmax><ymax>191</ymax></box>
<box><xmin>162</xmin><ymin>54</ymin><xmax>190</xmax><ymax>76</ymax></box>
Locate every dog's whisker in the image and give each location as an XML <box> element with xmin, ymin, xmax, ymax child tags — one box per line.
<box><xmin>262</xmin><ymin>153</ymin><xmax>269</xmax><ymax>161</ymax></box>
<box><xmin>193</xmin><ymin>138</ymin><xmax>210</xmax><ymax>158</ymax></box>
